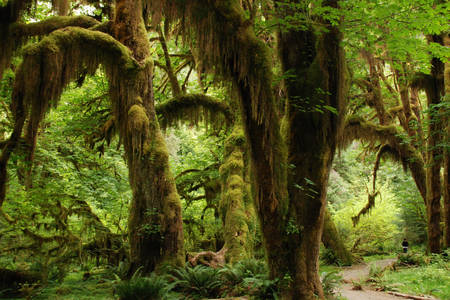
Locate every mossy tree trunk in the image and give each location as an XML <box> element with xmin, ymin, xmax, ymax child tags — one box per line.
<box><xmin>110</xmin><ymin>0</ymin><xmax>184</xmax><ymax>273</ymax></box>
<box><xmin>277</xmin><ymin>1</ymin><xmax>346</xmax><ymax>297</ymax></box>
<box><xmin>219</xmin><ymin>125</ymin><xmax>253</xmax><ymax>263</ymax></box>
<box><xmin>322</xmin><ymin>207</ymin><xmax>352</xmax><ymax>266</ymax></box>
<box><xmin>425</xmin><ymin>34</ymin><xmax>444</xmax><ymax>254</ymax></box>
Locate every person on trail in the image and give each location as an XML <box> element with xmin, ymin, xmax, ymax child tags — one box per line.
<box><xmin>402</xmin><ymin>238</ymin><xmax>409</xmax><ymax>253</ymax></box>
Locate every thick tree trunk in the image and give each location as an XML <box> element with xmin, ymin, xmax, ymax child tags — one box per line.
<box><xmin>425</xmin><ymin>35</ymin><xmax>444</xmax><ymax>254</ymax></box>
<box><xmin>154</xmin><ymin>1</ymin><xmax>342</xmax><ymax>298</ymax></box>
<box><xmin>111</xmin><ymin>0</ymin><xmax>184</xmax><ymax>273</ymax></box>
<box><xmin>219</xmin><ymin>125</ymin><xmax>252</xmax><ymax>263</ymax></box>
<box><xmin>277</xmin><ymin>0</ymin><xmax>346</xmax><ymax>297</ymax></box>
<box><xmin>278</xmin><ymin>1</ymin><xmax>346</xmax><ymax>298</ymax></box>
<box><xmin>322</xmin><ymin>207</ymin><xmax>353</xmax><ymax>266</ymax></box>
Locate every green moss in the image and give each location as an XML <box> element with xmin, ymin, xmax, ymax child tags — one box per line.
<box><xmin>128</xmin><ymin>104</ymin><xmax>150</xmax><ymax>131</ymax></box>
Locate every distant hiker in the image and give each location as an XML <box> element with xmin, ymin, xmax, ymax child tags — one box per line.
<box><xmin>402</xmin><ymin>238</ymin><xmax>409</xmax><ymax>253</ymax></box>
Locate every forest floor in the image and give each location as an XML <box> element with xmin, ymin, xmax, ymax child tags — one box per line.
<box><xmin>338</xmin><ymin>258</ymin><xmax>439</xmax><ymax>300</ymax></box>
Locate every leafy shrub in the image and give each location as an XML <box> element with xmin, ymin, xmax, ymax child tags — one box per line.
<box><xmin>219</xmin><ymin>259</ymin><xmax>268</xmax><ymax>296</ymax></box>
<box><xmin>320</xmin><ymin>271</ymin><xmax>342</xmax><ymax>296</ymax></box>
<box><xmin>242</xmin><ymin>276</ymin><xmax>280</xmax><ymax>300</ymax></box>
<box><xmin>169</xmin><ymin>265</ymin><xmax>222</xmax><ymax>299</ymax></box>
<box><xmin>368</xmin><ymin>263</ymin><xmax>384</xmax><ymax>279</ymax></box>
<box><xmin>115</xmin><ymin>274</ymin><xmax>170</xmax><ymax>300</ymax></box>
<box><xmin>320</xmin><ymin>248</ymin><xmax>342</xmax><ymax>266</ymax></box>
<box><xmin>397</xmin><ymin>252</ymin><xmax>426</xmax><ymax>266</ymax></box>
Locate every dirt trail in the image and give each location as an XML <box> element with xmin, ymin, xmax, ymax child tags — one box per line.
<box><xmin>338</xmin><ymin>258</ymin><xmax>437</xmax><ymax>300</ymax></box>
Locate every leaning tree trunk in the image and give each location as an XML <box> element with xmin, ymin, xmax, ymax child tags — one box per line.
<box><xmin>322</xmin><ymin>207</ymin><xmax>352</xmax><ymax>266</ymax></box>
<box><xmin>110</xmin><ymin>0</ymin><xmax>184</xmax><ymax>273</ymax></box>
<box><xmin>276</xmin><ymin>0</ymin><xmax>346</xmax><ymax>298</ymax></box>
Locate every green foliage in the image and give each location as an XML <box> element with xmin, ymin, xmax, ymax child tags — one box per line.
<box><xmin>320</xmin><ymin>270</ymin><xmax>342</xmax><ymax>297</ymax></box>
<box><xmin>220</xmin><ymin>259</ymin><xmax>268</xmax><ymax>287</ymax></box>
<box><xmin>115</xmin><ymin>274</ymin><xmax>172</xmax><ymax>300</ymax></box>
<box><xmin>381</xmin><ymin>253</ymin><xmax>450</xmax><ymax>299</ymax></box>
<box><xmin>169</xmin><ymin>265</ymin><xmax>223</xmax><ymax>299</ymax></box>
<box><xmin>242</xmin><ymin>276</ymin><xmax>280</xmax><ymax>300</ymax></box>
<box><xmin>328</xmin><ymin>145</ymin><xmax>424</xmax><ymax>254</ymax></box>
<box><xmin>396</xmin><ymin>252</ymin><xmax>427</xmax><ymax>266</ymax></box>
<box><xmin>320</xmin><ymin>248</ymin><xmax>342</xmax><ymax>266</ymax></box>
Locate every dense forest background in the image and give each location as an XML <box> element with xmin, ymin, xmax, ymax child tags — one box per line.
<box><xmin>0</xmin><ymin>0</ymin><xmax>448</xmax><ymax>299</ymax></box>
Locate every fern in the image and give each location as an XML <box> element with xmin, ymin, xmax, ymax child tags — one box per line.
<box><xmin>169</xmin><ymin>265</ymin><xmax>223</xmax><ymax>299</ymax></box>
<box><xmin>115</xmin><ymin>273</ymin><xmax>172</xmax><ymax>300</ymax></box>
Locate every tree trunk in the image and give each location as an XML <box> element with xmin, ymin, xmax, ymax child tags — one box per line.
<box><xmin>277</xmin><ymin>0</ymin><xmax>346</xmax><ymax>297</ymax></box>
<box><xmin>425</xmin><ymin>35</ymin><xmax>444</xmax><ymax>254</ymax></box>
<box><xmin>322</xmin><ymin>207</ymin><xmax>353</xmax><ymax>265</ymax></box>
<box><xmin>111</xmin><ymin>0</ymin><xmax>184</xmax><ymax>273</ymax></box>
<box><xmin>154</xmin><ymin>1</ymin><xmax>343</xmax><ymax>298</ymax></box>
<box><xmin>219</xmin><ymin>125</ymin><xmax>253</xmax><ymax>263</ymax></box>
<box><xmin>443</xmin><ymin>33</ymin><xmax>450</xmax><ymax>248</ymax></box>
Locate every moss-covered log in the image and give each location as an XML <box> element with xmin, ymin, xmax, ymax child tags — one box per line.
<box><xmin>0</xmin><ymin>268</ymin><xmax>41</xmax><ymax>298</ymax></box>
<box><xmin>321</xmin><ymin>208</ymin><xmax>352</xmax><ymax>266</ymax></box>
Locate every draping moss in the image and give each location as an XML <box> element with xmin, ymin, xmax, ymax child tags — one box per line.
<box><xmin>156</xmin><ymin>94</ymin><xmax>233</xmax><ymax>131</ymax></box>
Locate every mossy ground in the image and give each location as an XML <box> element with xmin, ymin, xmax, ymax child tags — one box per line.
<box><xmin>28</xmin><ymin>269</ymin><xmax>115</xmax><ymax>300</ymax></box>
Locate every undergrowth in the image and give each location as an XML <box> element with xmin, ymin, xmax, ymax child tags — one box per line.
<box><xmin>379</xmin><ymin>251</ymin><xmax>450</xmax><ymax>299</ymax></box>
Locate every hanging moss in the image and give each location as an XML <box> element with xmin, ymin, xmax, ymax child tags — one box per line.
<box><xmin>351</xmin><ymin>191</ymin><xmax>380</xmax><ymax>226</ymax></box>
<box><xmin>156</xmin><ymin>94</ymin><xmax>233</xmax><ymax>131</ymax></box>
<box><xmin>0</xmin><ymin>0</ymin><xmax>34</xmax><ymax>79</ymax></box>
<box><xmin>342</xmin><ymin>116</ymin><xmax>427</xmax><ymax>201</ymax></box>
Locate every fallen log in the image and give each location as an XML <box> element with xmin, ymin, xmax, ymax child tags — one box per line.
<box><xmin>187</xmin><ymin>247</ymin><xmax>227</xmax><ymax>268</ymax></box>
<box><xmin>0</xmin><ymin>268</ymin><xmax>41</xmax><ymax>297</ymax></box>
<box><xmin>387</xmin><ymin>291</ymin><xmax>438</xmax><ymax>300</ymax></box>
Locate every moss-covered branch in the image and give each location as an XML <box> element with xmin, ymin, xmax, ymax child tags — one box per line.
<box><xmin>342</xmin><ymin>116</ymin><xmax>426</xmax><ymax>200</ymax></box>
<box><xmin>156</xmin><ymin>94</ymin><xmax>233</xmax><ymax>130</ymax></box>
<box><xmin>352</xmin><ymin>190</ymin><xmax>380</xmax><ymax>226</ymax></box>
<box><xmin>10</xmin><ymin>15</ymin><xmax>99</xmax><ymax>37</ymax></box>
<box><xmin>0</xmin><ymin>26</ymin><xmax>143</xmax><ymax>206</ymax></box>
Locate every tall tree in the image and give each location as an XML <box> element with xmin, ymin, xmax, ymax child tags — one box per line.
<box><xmin>152</xmin><ymin>1</ymin><xmax>346</xmax><ymax>298</ymax></box>
<box><xmin>0</xmin><ymin>0</ymin><xmax>184</xmax><ymax>273</ymax></box>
